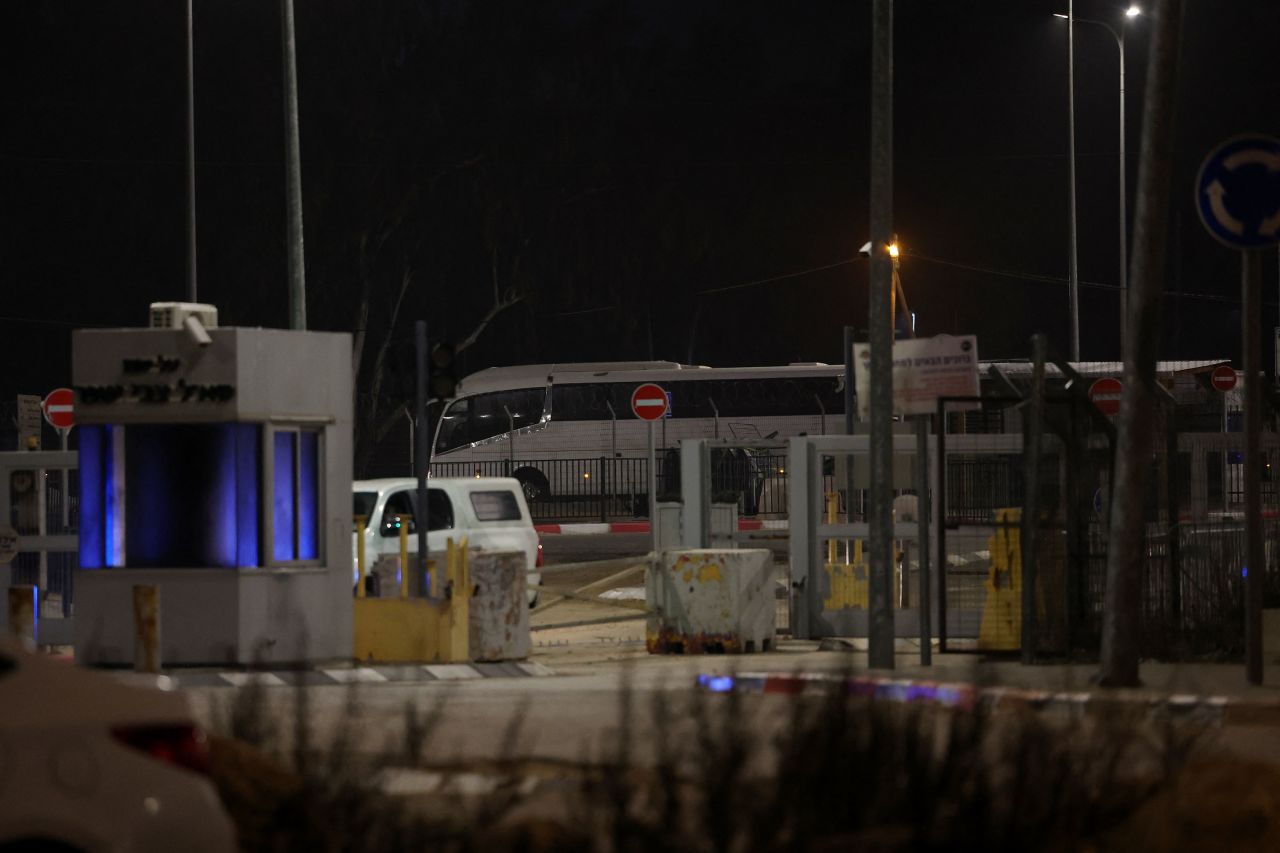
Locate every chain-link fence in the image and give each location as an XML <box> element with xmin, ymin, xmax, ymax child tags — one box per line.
<box><xmin>943</xmin><ymin>349</ymin><xmax>1280</xmax><ymax>661</ymax></box>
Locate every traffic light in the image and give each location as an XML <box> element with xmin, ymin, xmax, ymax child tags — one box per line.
<box><xmin>383</xmin><ymin>338</ymin><xmax>417</xmax><ymax>400</ymax></box>
<box><xmin>429</xmin><ymin>342</ymin><xmax>457</xmax><ymax>399</ymax></box>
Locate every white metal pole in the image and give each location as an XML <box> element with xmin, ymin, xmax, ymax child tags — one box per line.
<box><xmin>186</xmin><ymin>0</ymin><xmax>197</xmax><ymax>303</ymax></box>
<box><xmin>648</xmin><ymin>421</ymin><xmax>657</xmax><ymax>553</ymax></box>
<box><xmin>37</xmin><ymin>466</ymin><xmax>47</xmax><ymax>600</ymax></box>
<box><xmin>60</xmin><ymin>430</ymin><xmax>69</xmax><ymax>532</ymax></box>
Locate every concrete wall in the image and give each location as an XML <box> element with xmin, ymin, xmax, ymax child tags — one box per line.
<box><xmin>468</xmin><ymin>550</ymin><xmax>530</xmax><ymax>662</ymax></box>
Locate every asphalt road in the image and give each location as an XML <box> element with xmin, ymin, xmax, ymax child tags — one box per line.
<box><xmin>540</xmin><ymin>532</ymin><xmax>651</xmax><ymax>565</ymax></box>
<box><xmin>540</xmin><ymin>532</ymin><xmax>792</xmax><ymax>566</ymax></box>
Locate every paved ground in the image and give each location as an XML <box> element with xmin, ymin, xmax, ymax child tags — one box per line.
<box><xmin>180</xmin><ymin>572</ymin><xmax>1280</xmax><ymax>772</ymax></box>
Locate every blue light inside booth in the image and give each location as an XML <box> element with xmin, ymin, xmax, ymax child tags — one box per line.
<box><xmin>78</xmin><ymin>425</ymin><xmax>105</xmax><ymax>568</ymax></box>
<box><xmin>126</xmin><ymin>424</ymin><xmax>260</xmax><ymax>568</ymax></box>
<box><xmin>298</xmin><ymin>431</ymin><xmax>319</xmax><ymax>560</ymax></box>
<box><xmin>235</xmin><ymin>425</ymin><xmax>260</xmax><ymax>567</ymax></box>
<box><xmin>80</xmin><ymin>423</ymin><xmax>260</xmax><ymax>569</ymax></box>
<box><xmin>273</xmin><ymin>432</ymin><xmax>297</xmax><ymax>561</ymax></box>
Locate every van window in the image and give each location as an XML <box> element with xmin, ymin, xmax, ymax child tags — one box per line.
<box><xmin>380</xmin><ymin>491</ymin><xmax>415</xmax><ymax>537</ymax></box>
<box><xmin>469</xmin><ymin>490</ymin><xmax>523</xmax><ymax>522</ymax></box>
<box><xmin>353</xmin><ymin>491</ymin><xmax>377</xmax><ymax>520</ymax></box>
<box><xmin>379</xmin><ymin>489</ymin><xmax>455</xmax><ymax>536</ymax></box>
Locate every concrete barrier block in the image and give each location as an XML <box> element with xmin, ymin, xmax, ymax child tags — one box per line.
<box><xmin>646</xmin><ymin>549</ymin><xmax>776</xmax><ymax>654</ymax></box>
<box><xmin>469</xmin><ymin>550</ymin><xmax>530</xmax><ymax>662</ymax></box>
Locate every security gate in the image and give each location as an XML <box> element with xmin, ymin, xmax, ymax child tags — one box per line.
<box><xmin>0</xmin><ymin>450</ymin><xmax>78</xmax><ymax>644</ymax></box>
<box><xmin>788</xmin><ymin>434</ymin><xmax>933</xmax><ymax>640</ymax></box>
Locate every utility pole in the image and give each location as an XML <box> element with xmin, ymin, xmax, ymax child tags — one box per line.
<box><xmin>281</xmin><ymin>0</ymin><xmax>306</xmax><ymax>330</ymax></box>
<box><xmin>185</xmin><ymin>0</ymin><xmax>197</xmax><ymax>303</ymax></box>
<box><xmin>1068</xmin><ymin>0</ymin><xmax>1080</xmax><ymax>361</ymax></box>
<box><xmin>415</xmin><ymin>321</ymin><xmax>429</xmax><ymax>595</ymax></box>
<box><xmin>1117</xmin><ymin>25</ymin><xmax>1128</xmax><ymax>355</ymax></box>
<box><xmin>1099</xmin><ymin>0</ymin><xmax>1182</xmax><ymax>687</ymax></box>
<box><xmin>867</xmin><ymin>0</ymin><xmax>895</xmax><ymax>670</ymax></box>
<box><xmin>1244</xmin><ymin>251</ymin><xmax>1263</xmax><ymax>684</ymax></box>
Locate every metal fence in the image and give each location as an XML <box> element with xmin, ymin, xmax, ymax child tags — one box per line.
<box><xmin>7</xmin><ymin>467</ymin><xmax>78</xmax><ymax>618</ymax></box>
<box><xmin>936</xmin><ymin>350</ymin><xmax>1280</xmax><ymax>661</ymax></box>
<box><xmin>430</xmin><ymin>452</ymin><xmax>791</xmax><ymax>521</ymax></box>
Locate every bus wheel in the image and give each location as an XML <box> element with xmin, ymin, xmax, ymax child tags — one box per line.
<box><xmin>513</xmin><ymin>468</ymin><xmax>549</xmax><ymax>503</ymax></box>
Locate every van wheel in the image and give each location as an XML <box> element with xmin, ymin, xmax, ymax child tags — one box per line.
<box><xmin>513</xmin><ymin>468</ymin><xmax>549</xmax><ymax>503</ymax></box>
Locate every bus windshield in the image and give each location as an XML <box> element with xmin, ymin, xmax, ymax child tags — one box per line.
<box><xmin>436</xmin><ymin>387</ymin><xmax>546</xmax><ymax>453</ymax></box>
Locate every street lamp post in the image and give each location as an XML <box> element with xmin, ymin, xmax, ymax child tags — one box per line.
<box><xmin>1056</xmin><ymin>5</ymin><xmax>1142</xmax><ymax>357</ymax></box>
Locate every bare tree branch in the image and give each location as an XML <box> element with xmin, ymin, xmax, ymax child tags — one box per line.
<box><xmin>456</xmin><ymin>289</ymin><xmax>525</xmax><ymax>355</ymax></box>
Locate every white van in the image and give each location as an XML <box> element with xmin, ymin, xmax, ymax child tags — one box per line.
<box><xmin>353</xmin><ymin>477</ymin><xmax>542</xmax><ymax>605</ymax></box>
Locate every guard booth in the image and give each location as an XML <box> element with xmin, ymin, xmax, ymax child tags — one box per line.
<box><xmin>71</xmin><ymin>304</ymin><xmax>353</xmax><ymax>665</ymax></box>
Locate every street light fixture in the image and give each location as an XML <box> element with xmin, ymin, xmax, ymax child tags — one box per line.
<box><xmin>1055</xmin><ymin>5</ymin><xmax>1144</xmax><ymax>357</ymax></box>
<box><xmin>860</xmin><ymin>239</ymin><xmax>910</xmax><ymax>335</ymax></box>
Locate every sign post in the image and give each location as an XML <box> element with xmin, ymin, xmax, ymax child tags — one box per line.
<box><xmin>41</xmin><ymin>389</ymin><xmax>76</xmax><ymax>535</ymax></box>
<box><xmin>1195</xmin><ymin>133</ymin><xmax>1280</xmax><ymax>686</ymax></box>
<box><xmin>631</xmin><ymin>383</ymin><xmax>669</xmax><ymax>554</ymax></box>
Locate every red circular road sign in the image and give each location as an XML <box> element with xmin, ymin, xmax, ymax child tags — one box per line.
<box><xmin>41</xmin><ymin>387</ymin><xmax>75</xmax><ymax>430</ymax></box>
<box><xmin>630</xmin><ymin>383</ymin><xmax>669</xmax><ymax>421</ymax></box>
<box><xmin>1088</xmin><ymin>377</ymin><xmax>1123</xmax><ymax>417</ymax></box>
<box><xmin>1210</xmin><ymin>365</ymin><xmax>1237</xmax><ymax>392</ymax></box>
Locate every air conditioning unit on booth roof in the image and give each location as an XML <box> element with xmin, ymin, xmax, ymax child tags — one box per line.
<box><xmin>149</xmin><ymin>302</ymin><xmax>219</xmax><ymax>330</ymax></box>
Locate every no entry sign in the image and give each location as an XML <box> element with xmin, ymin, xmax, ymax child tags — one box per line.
<box><xmin>1210</xmin><ymin>365</ymin><xmax>1237</xmax><ymax>392</ymax></box>
<box><xmin>1088</xmin><ymin>377</ymin><xmax>1123</xmax><ymax>417</ymax></box>
<box><xmin>631</xmin><ymin>383</ymin><xmax>669</xmax><ymax>421</ymax></box>
<box><xmin>41</xmin><ymin>387</ymin><xmax>75</xmax><ymax>430</ymax></box>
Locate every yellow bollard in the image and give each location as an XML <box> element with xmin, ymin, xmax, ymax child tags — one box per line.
<box><xmin>355</xmin><ymin>514</ymin><xmax>368</xmax><ymax>599</ymax></box>
<box><xmin>826</xmin><ymin>492</ymin><xmax>839</xmax><ymax>564</ymax></box>
<box><xmin>133</xmin><ymin>584</ymin><xmax>161</xmax><ymax>673</ymax></box>
<box><xmin>399</xmin><ymin>515</ymin><xmax>410</xmax><ymax>599</ymax></box>
<box><xmin>444</xmin><ymin>537</ymin><xmax>470</xmax><ymax>660</ymax></box>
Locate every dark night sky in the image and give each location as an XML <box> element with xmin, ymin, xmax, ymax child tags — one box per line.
<box><xmin>3</xmin><ymin>0</ymin><xmax>1279</xmax><ymax>407</ymax></box>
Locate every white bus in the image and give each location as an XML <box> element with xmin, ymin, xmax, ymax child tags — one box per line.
<box><xmin>428</xmin><ymin>361</ymin><xmax>847</xmax><ymax>511</ymax></box>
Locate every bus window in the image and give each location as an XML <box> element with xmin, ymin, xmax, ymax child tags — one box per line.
<box><xmin>552</xmin><ymin>383</ymin><xmax>622</xmax><ymax>421</ymax></box>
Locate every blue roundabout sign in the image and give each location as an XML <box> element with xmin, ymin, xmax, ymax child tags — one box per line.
<box><xmin>1195</xmin><ymin>134</ymin><xmax>1280</xmax><ymax>250</ymax></box>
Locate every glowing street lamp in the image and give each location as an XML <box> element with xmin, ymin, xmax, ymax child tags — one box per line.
<box><xmin>1055</xmin><ymin>5</ymin><xmax>1144</xmax><ymax>356</ymax></box>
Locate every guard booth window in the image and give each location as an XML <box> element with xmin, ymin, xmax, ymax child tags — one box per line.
<box><xmin>79</xmin><ymin>423</ymin><xmax>261</xmax><ymax>569</ymax></box>
<box><xmin>271</xmin><ymin>428</ymin><xmax>322</xmax><ymax>564</ymax></box>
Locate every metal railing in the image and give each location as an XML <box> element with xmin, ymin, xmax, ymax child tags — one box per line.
<box><xmin>430</xmin><ymin>453</ymin><xmax>791</xmax><ymax>521</ymax></box>
<box><xmin>5</xmin><ymin>462</ymin><xmax>79</xmax><ymax>622</ymax></box>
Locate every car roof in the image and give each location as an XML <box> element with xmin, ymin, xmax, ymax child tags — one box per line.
<box><xmin>353</xmin><ymin>476</ymin><xmax>523</xmax><ymax>495</ymax></box>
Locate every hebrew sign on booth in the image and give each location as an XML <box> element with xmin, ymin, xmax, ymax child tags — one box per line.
<box><xmin>853</xmin><ymin>334</ymin><xmax>980</xmax><ymax>419</ymax></box>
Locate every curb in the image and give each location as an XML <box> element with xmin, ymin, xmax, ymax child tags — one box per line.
<box><xmin>536</xmin><ymin>519</ymin><xmax>789</xmax><ymax>535</ymax></box>
<box><xmin>132</xmin><ymin>661</ymin><xmax>555</xmax><ymax>689</ymax></box>
<box><xmin>695</xmin><ymin>671</ymin><xmax>1280</xmax><ymax>726</ymax></box>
